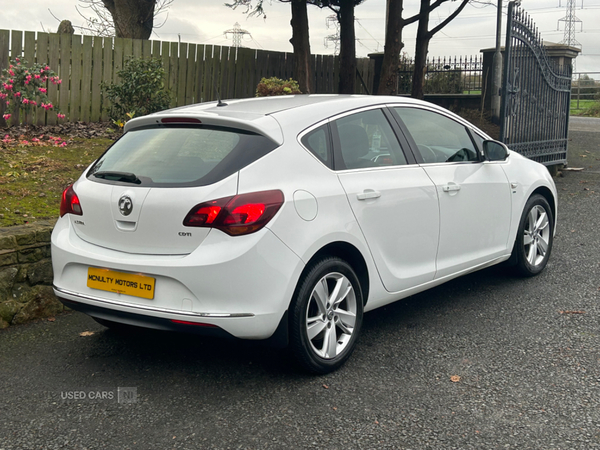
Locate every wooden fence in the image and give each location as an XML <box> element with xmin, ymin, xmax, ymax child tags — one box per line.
<box><xmin>0</xmin><ymin>30</ymin><xmax>375</xmax><ymax>126</ymax></box>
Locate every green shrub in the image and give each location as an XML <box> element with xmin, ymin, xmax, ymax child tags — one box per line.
<box><xmin>101</xmin><ymin>57</ymin><xmax>171</xmax><ymax>127</ymax></box>
<box><xmin>256</xmin><ymin>77</ymin><xmax>302</xmax><ymax>97</ymax></box>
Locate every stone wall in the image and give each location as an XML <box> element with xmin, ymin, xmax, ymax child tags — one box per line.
<box><xmin>0</xmin><ymin>220</ymin><xmax>63</xmax><ymax>328</ymax></box>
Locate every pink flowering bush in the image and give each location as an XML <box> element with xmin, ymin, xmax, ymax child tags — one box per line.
<box><xmin>0</xmin><ymin>57</ymin><xmax>65</xmax><ymax>125</ymax></box>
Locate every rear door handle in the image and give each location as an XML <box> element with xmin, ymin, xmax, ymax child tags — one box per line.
<box><xmin>357</xmin><ymin>189</ymin><xmax>381</xmax><ymax>200</ymax></box>
<box><xmin>442</xmin><ymin>184</ymin><xmax>461</xmax><ymax>193</ymax></box>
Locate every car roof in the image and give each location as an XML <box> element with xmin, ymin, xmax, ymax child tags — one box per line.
<box><xmin>123</xmin><ymin>95</ymin><xmax>459</xmax><ymax>144</ymax></box>
<box><xmin>166</xmin><ymin>94</ymin><xmax>426</xmax><ymax>116</ymax></box>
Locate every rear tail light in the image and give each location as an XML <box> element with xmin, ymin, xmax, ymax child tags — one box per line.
<box><xmin>60</xmin><ymin>184</ymin><xmax>83</xmax><ymax>217</ymax></box>
<box><xmin>183</xmin><ymin>190</ymin><xmax>284</xmax><ymax>236</ymax></box>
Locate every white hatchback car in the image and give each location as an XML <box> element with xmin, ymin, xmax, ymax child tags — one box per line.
<box><xmin>52</xmin><ymin>95</ymin><xmax>557</xmax><ymax>373</ymax></box>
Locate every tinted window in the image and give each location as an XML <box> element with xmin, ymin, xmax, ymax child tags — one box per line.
<box><xmin>333</xmin><ymin>109</ymin><xmax>407</xmax><ymax>170</ymax></box>
<box><xmin>301</xmin><ymin>124</ymin><xmax>331</xmax><ymax>166</ymax></box>
<box><xmin>394</xmin><ymin>107</ymin><xmax>479</xmax><ymax>164</ymax></box>
<box><xmin>88</xmin><ymin>126</ymin><xmax>278</xmax><ymax>187</ymax></box>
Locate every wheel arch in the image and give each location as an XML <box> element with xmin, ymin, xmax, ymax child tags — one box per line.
<box><xmin>507</xmin><ymin>185</ymin><xmax>556</xmax><ymax>267</ymax></box>
<box><xmin>300</xmin><ymin>241</ymin><xmax>370</xmax><ymax>306</ymax></box>
<box><xmin>531</xmin><ymin>185</ymin><xmax>556</xmax><ymax>228</ymax></box>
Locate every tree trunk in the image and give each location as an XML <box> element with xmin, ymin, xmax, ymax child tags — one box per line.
<box><xmin>411</xmin><ymin>0</ymin><xmax>430</xmax><ymax>99</ymax></box>
<box><xmin>102</xmin><ymin>0</ymin><xmax>156</xmax><ymax>39</ymax></box>
<box><xmin>338</xmin><ymin>0</ymin><xmax>356</xmax><ymax>94</ymax></box>
<box><xmin>377</xmin><ymin>0</ymin><xmax>404</xmax><ymax>95</ymax></box>
<box><xmin>289</xmin><ymin>0</ymin><xmax>312</xmax><ymax>94</ymax></box>
<box><xmin>411</xmin><ymin>0</ymin><xmax>469</xmax><ymax>98</ymax></box>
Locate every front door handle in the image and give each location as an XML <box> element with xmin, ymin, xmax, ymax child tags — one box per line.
<box><xmin>442</xmin><ymin>184</ymin><xmax>461</xmax><ymax>193</ymax></box>
<box><xmin>357</xmin><ymin>189</ymin><xmax>381</xmax><ymax>200</ymax></box>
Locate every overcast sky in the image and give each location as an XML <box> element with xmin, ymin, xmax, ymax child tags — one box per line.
<box><xmin>1</xmin><ymin>0</ymin><xmax>599</xmax><ymax>73</ymax></box>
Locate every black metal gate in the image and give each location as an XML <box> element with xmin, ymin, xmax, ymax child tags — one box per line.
<box><xmin>500</xmin><ymin>2</ymin><xmax>572</xmax><ymax>165</ymax></box>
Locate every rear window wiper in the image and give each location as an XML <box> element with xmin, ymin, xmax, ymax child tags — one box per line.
<box><xmin>93</xmin><ymin>171</ymin><xmax>141</xmax><ymax>184</ymax></box>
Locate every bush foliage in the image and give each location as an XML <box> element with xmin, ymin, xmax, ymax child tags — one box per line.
<box><xmin>101</xmin><ymin>57</ymin><xmax>171</xmax><ymax>126</ymax></box>
<box><xmin>256</xmin><ymin>77</ymin><xmax>302</xmax><ymax>97</ymax></box>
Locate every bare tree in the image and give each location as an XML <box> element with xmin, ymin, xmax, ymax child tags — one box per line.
<box><xmin>325</xmin><ymin>0</ymin><xmax>365</xmax><ymax>94</ymax></box>
<box><xmin>377</xmin><ymin>0</ymin><xmax>420</xmax><ymax>95</ymax></box>
<box><xmin>377</xmin><ymin>0</ymin><xmax>470</xmax><ymax>96</ymax></box>
<box><xmin>77</xmin><ymin>0</ymin><xmax>173</xmax><ymax>38</ymax></box>
<box><xmin>226</xmin><ymin>0</ymin><xmax>315</xmax><ymax>94</ymax></box>
<box><xmin>411</xmin><ymin>0</ymin><xmax>469</xmax><ymax>99</ymax></box>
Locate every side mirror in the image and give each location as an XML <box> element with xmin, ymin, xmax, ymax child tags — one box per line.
<box><xmin>483</xmin><ymin>140</ymin><xmax>509</xmax><ymax>162</ymax></box>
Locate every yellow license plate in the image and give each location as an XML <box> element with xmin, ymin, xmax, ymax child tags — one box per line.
<box><xmin>87</xmin><ymin>267</ymin><xmax>155</xmax><ymax>300</ymax></box>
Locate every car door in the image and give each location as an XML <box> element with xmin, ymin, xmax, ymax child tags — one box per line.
<box><xmin>392</xmin><ymin>106</ymin><xmax>512</xmax><ymax>279</ymax></box>
<box><xmin>332</xmin><ymin>107</ymin><xmax>440</xmax><ymax>293</ymax></box>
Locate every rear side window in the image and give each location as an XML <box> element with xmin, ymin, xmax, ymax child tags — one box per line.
<box><xmin>301</xmin><ymin>124</ymin><xmax>332</xmax><ymax>167</ymax></box>
<box><xmin>88</xmin><ymin>126</ymin><xmax>278</xmax><ymax>187</ymax></box>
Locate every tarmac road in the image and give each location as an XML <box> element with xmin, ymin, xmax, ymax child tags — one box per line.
<box><xmin>1</xmin><ymin>119</ymin><xmax>599</xmax><ymax>450</ymax></box>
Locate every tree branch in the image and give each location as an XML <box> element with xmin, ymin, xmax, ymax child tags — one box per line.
<box><xmin>429</xmin><ymin>0</ymin><xmax>470</xmax><ymax>37</ymax></box>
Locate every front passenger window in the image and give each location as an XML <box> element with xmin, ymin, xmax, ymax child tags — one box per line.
<box><xmin>394</xmin><ymin>107</ymin><xmax>479</xmax><ymax>164</ymax></box>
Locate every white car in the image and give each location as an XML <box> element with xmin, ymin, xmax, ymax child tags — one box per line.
<box><xmin>52</xmin><ymin>95</ymin><xmax>557</xmax><ymax>373</ymax></box>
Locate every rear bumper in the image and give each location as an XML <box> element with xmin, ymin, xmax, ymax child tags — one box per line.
<box><xmin>56</xmin><ymin>293</ymin><xmax>289</xmax><ymax>347</ymax></box>
<box><xmin>51</xmin><ymin>215</ymin><xmax>304</xmax><ymax>340</ymax></box>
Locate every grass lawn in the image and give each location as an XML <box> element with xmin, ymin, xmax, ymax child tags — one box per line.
<box><xmin>0</xmin><ymin>136</ymin><xmax>112</xmax><ymax>227</ymax></box>
<box><xmin>570</xmin><ymin>99</ymin><xmax>600</xmax><ymax>117</ymax></box>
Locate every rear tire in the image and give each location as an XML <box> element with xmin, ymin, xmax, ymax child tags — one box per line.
<box><xmin>511</xmin><ymin>194</ymin><xmax>554</xmax><ymax>277</ymax></box>
<box><xmin>289</xmin><ymin>257</ymin><xmax>363</xmax><ymax>374</ymax></box>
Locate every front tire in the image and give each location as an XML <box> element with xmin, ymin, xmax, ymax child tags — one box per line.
<box><xmin>512</xmin><ymin>194</ymin><xmax>554</xmax><ymax>277</ymax></box>
<box><xmin>290</xmin><ymin>257</ymin><xmax>363</xmax><ymax>374</ymax></box>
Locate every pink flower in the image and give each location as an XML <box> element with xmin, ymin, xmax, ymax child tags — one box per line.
<box><xmin>57</xmin><ymin>113</ymin><xmax>65</xmax><ymax>119</ymax></box>
<box><xmin>32</xmin><ymin>138</ymin><xmax>40</xmax><ymax>142</ymax></box>
<box><xmin>59</xmin><ymin>142</ymin><xmax>67</xmax><ymax>147</ymax></box>
<box><xmin>21</xmin><ymin>140</ymin><xmax>29</xmax><ymax>145</ymax></box>
<box><xmin>30</xmin><ymin>100</ymin><xmax>37</xmax><ymax>106</ymax></box>
<box><xmin>24</xmin><ymin>80</ymin><xmax>29</xmax><ymax>85</ymax></box>
<box><xmin>56</xmin><ymin>79</ymin><xmax>62</xmax><ymax>84</ymax></box>
<box><xmin>45</xmin><ymin>65</ymin><xmax>50</xmax><ymax>71</ymax></box>
<box><xmin>8</xmin><ymin>69</ymin><xmax>14</xmax><ymax>76</ymax></box>
<box><xmin>14</xmin><ymin>91</ymin><xmax>21</xmax><ymax>97</ymax></box>
<box><xmin>3</xmin><ymin>114</ymin><xmax>11</xmax><ymax>121</ymax></box>
<box><xmin>34</xmin><ymin>74</ymin><xmax>40</xmax><ymax>79</ymax></box>
<box><xmin>39</xmin><ymin>88</ymin><xmax>47</xmax><ymax>94</ymax></box>
<box><xmin>22</xmin><ymin>98</ymin><xmax>29</xmax><ymax>104</ymax></box>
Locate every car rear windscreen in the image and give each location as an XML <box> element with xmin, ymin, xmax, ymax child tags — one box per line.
<box><xmin>87</xmin><ymin>125</ymin><xmax>278</xmax><ymax>187</ymax></box>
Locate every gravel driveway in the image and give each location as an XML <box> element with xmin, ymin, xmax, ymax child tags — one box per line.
<box><xmin>1</xmin><ymin>118</ymin><xmax>599</xmax><ymax>450</ymax></box>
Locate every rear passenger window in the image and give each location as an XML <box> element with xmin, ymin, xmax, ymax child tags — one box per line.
<box><xmin>333</xmin><ymin>109</ymin><xmax>407</xmax><ymax>170</ymax></box>
<box><xmin>301</xmin><ymin>124</ymin><xmax>331</xmax><ymax>167</ymax></box>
